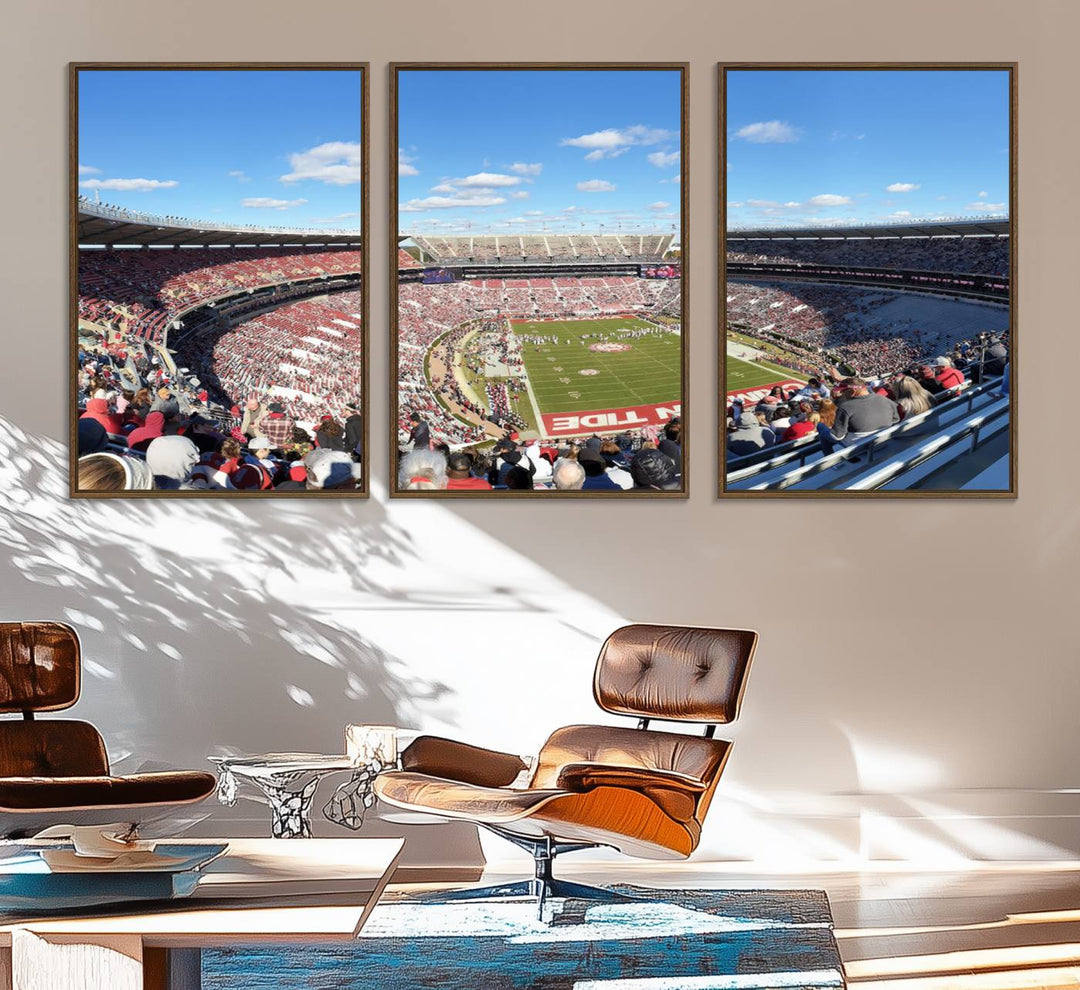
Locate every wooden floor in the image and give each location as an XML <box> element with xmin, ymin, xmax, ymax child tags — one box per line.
<box><xmin>411</xmin><ymin>860</ymin><xmax>1080</xmax><ymax>989</ymax></box>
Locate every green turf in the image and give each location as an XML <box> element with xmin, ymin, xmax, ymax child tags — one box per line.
<box><xmin>726</xmin><ymin>354</ymin><xmax>803</xmax><ymax>393</ymax></box>
<box><xmin>513</xmin><ymin>317</ymin><xmax>681</xmax><ymax>414</ymax></box>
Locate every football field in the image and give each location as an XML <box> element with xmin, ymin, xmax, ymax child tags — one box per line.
<box><xmin>515</xmin><ymin>317</ymin><xmax>681</xmax><ymax>417</ymax></box>
<box><xmin>726</xmin><ymin>353</ymin><xmax>805</xmax><ymax>394</ymax></box>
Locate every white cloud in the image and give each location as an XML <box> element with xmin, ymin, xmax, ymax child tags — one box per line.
<box><xmin>242</xmin><ymin>197</ymin><xmax>308</xmax><ymax>210</ymax></box>
<box><xmin>659</xmin><ymin>174</ymin><xmax>681</xmax><ymax>185</ymax></box>
<box><xmin>524</xmin><ymin>210</ymin><xmax>544</xmax><ymax>216</ymax></box>
<box><xmin>965</xmin><ymin>201</ymin><xmax>1006</xmax><ymax>211</ymax></box>
<box><xmin>576</xmin><ymin>180</ymin><xmax>616</xmax><ymax>193</ymax></box>
<box><xmin>454</xmin><ymin>172</ymin><xmax>521</xmax><ymax>188</ymax></box>
<box><xmin>886</xmin><ymin>182</ymin><xmax>920</xmax><ymax>193</ymax></box>
<box><xmin>79</xmin><ymin>177</ymin><xmax>178</xmax><ymax>192</ymax></box>
<box><xmin>647</xmin><ymin>151</ymin><xmax>680</xmax><ymax>168</ymax></box>
<box><xmin>647</xmin><ymin>201</ymin><xmax>670</xmax><ymax>211</ymax></box>
<box><xmin>977</xmin><ymin>190</ymin><xmax>988</xmax><ymax>198</ymax></box>
<box><xmin>510</xmin><ymin>190</ymin><xmax>530</xmax><ymax>200</ymax></box>
<box><xmin>509</xmin><ymin>162</ymin><xmax>543</xmax><ymax>177</ymax></box>
<box><xmin>78</xmin><ymin>164</ymin><xmax>100</xmax><ymax>176</ymax></box>
<box><xmin>398</xmin><ymin>151</ymin><xmax>419</xmax><ymax>177</ymax></box>
<box><xmin>734</xmin><ymin>120</ymin><xmax>799</xmax><ymax>144</ymax></box>
<box><xmin>400</xmin><ymin>195</ymin><xmax>506</xmax><ymax>212</ymax></box>
<box><xmin>807</xmin><ymin>193</ymin><xmax>852</xmax><ymax>207</ymax></box>
<box><xmin>886</xmin><ymin>210</ymin><xmax>913</xmax><ymax>218</ymax></box>
<box><xmin>228</xmin><ymin>170</ymin><xmax>251</xmax><ymax>182</ymax></box>
<box><xmin>310</xmin><ymin>211</ymin><xmax>360</xmax><ymax>222</ymax></box>
<box><xmin>562</xmin><ymin>125</ymin><xmax>674</xmax><ymax>160</ymax></box>
<box><xmin>281</xmin><ymin>141</ymin><xmax>361</xmax><ymax>186</ymax></box>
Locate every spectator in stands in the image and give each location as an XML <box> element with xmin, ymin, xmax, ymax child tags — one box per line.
<box><xmin>552</xmin><ymin>458</ymin><xmax>586</xmax><ymax>491</ymax></box>
<box><xmin>932</xmin><ymin>356</ymin><xmax>966</xmax><ymax>392</ymax></box>
<box><xmin>817</xmin><ymin>398</ymin><xmax>838</xmax><ymax>428</ymax></box>
<box><xmin>982</xmin><ymin>338</ymin><xmax>1008</xmax><ymax>377</ymax></box>
<box><xmin>791</xmin><ymin>377</ymin><xmax>830</xmax><ymax>402</ymax></box>
<box><xmin>829</xmin><ymin>379</ymin><xmax>900</xmax><ymax>446</ymax></box>
<box><xmin>782</xmin><ymin>402</ymin><xmax>817</xmax><ymax>442</ymax></box>
<box><xmin>658</xmin><ymin>419</ymin><xmax>682</xmax><ymax>474</ymax></box>
<box><xmin>577</xmin><ymin>448</ymin><xmax>621</xmax><ymax>491</ymax></box>
<box><xmin>246</xmin><ymin>437</ymin><xmax>279</xmax><ymax>476</ymax></box>
<box><xmin>77</xmin><ymin>452</ymin><xmax>154</xmax><ymax>492</ymax></box>
<box><xmin>145</xmin><ymin>435</ymin><xmax>200</xmax><ymax>490</ymax></box>
<box><xmin>315</xmin><ymin>417</ymin><xmax>347</xmax><ymax>452</ymax></box>
<box><xmin>126</xmin><ymin>410</ymin><xmax>166</xmax><ymax>451</ymax></box>
<box><xmin>241</xmin><ymin>398</ymin><xmax>267</xmax><ymax>439</ymax></box>
<box><xmin>893</xmin><ymin>376</ymin><xmax>934</xmax><ymax>418</ymax></box>
<box><xmin>727</xmin><ymin>412</ymin><xmax>776</xmax><ymax>458</ymax></box>
<box><xmin>408</xmin><ymin>412</ymin><xmax>431</xmax><ymax>451</ymax></box>
<box><xmin>598</xmin><ymin>440</ymin><xmax>633</xmax><ymax>489</ymax></box>
<box><xmin>304</xmin><ymin>448</ymin><xmax>363</xmax><ymax>491</ymax></box>
<box><xmin>80</xmin><ymin>395</ymin><xmax>124</xmax><ymax>437</ymax></box>
<box><xmin>77</xmin><ymin>418</ymin><xmax>109</xmax><ymax>456</ymax></box>
<box><xmin>150</xmin><ymin>387</ymin><xmax>179</xmax><ymax>421</ymax></box>
<box><xmin>446</xmin><ymin>451</ymin><xmax>493</xmax><ymax>490</ymax></box>
<box><xmin>504</xmin><ymin>466</ymin><xmax>535</xmax><ymax>491</ymax></box>
<box><xmin>261</xmin><ymin>402</ymin><xmax>294</xmax><ymax>450</ymax></box>
<box><xmin>915</xmin><ymin>365</ymin><xmax>945</xmax><ymax>396</ymax></box>
<box><xmin>398</xmin><ymin>449</ymin><xmax>447</xmax><ymax>491</ymax></box>
<box><xmin>629</xmin><ymin>449</ymin><xmax>680</xmax><ymax>491</ymax></box>
<box><xmin>343</xmin><ymin>400</ymin><xmax>364</xmax><ymax>457</ymax></box>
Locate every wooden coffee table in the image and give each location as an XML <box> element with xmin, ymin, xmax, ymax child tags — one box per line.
<box><xmin>0</xmin><ymin>836</ymin><xmax>403</xmax><ymax>990</ymax></box>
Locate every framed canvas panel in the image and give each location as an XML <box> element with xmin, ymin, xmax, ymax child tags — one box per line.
<box><xmin>71</xmin><ymin>63</ymin><xmax>369</xmax><ymax>497</ymax></box>
<box><xmin>390</xmin><ymin>63</ymin><xmax>688</xmax><ymax>497</ymax></box>
<box><xmin>719</xmin><ymin>64</ymin><xmax>1016</xmax><ymax>498</ymax></box>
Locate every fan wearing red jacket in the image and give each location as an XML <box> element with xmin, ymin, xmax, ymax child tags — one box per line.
<box><xmin>932</xmin><ymin>356</ymin><xmax>965</xmax><ymax>391</ymax></box>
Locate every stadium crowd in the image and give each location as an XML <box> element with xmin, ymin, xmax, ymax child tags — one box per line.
<box><xmin>172</xmin><ymin>291</ymin><xmax>363</xmax><ymax>430</ymax></box>
<box><xmin>727</xmin><ymin>236</ymin><xmax>1009</xmax><ymax>276</ymax></box>
<box><xmin>396</xmin><ymin>416</ymin><xmax>683</xmax><ymax>493</ymax></box>
<box><xmin>726</xmin><ymin>280</ymin><xmax>1003</xmax><ymax>378</ymax></box>
<box><xmin>725</xmin><ymin>338</ymin><xmax>1008</xmax><ymax>462</ymax></box>
<box><xmin>410</xmin><ymin>233</ymin><xmax>675</xmax><ymax>264</ymax></box>
<box><xmin>78</xmin><ymin>245</ymin><xmax>362</xmax><ymax>344</ymax></box>
<box><xmin>75</xmin><ymin>301</ymin><xmax>364</xmax><ymax>493</ymax></box>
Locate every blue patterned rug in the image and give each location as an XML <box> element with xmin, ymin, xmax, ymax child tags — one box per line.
<box><xmin>204</xmin><ymin>886</ymin><xmax>845</xmax><ymax>989</ymax></box>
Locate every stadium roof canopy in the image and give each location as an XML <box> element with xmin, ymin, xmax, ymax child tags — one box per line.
<box><xmin>77</xmin><ymin>198</ymin><xmax>362</xmax><ymax>247</ymax></box>
<box><xmin>727</xmin><ymin>216</ymin><xmax>1009</xmax><ymax>240</ymax></box>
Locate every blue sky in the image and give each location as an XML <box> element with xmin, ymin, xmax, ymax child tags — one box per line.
<box><xmin>398</xmin><ymin>69</ymin><xmax>682</xmax><ymax>236</ymax></box>
<box><xmin>78</xmin><ymin>69</ymin><xmax>362</xmax><ymax>228</ymax></box>
<box><xmin>726</xmin><ymin>69</ymin><xmax>1010</xmax><ymax>228</ymax></box>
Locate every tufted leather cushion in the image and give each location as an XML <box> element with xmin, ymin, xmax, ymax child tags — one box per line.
<box><xmin>0</xmin><ymin>771</ymin><xmax>218</xmax><ymax>812</ymax></box>
<box><xmin>0</xmin><ymin>622</ymin><xmax>80</xmax><ymax>713</ymax></box>
<box><xmin>0</xmin><ymin>720</ymin><xmax>108</xmax><ymax>777</ymax></box>
<box><xmin>594</xmin><ymin>624</ymin><xmax>757</xmax><ymax>723</ymax></box>
<box><xmin>400</xmin><ymin>736</ymin><xmax>528</xmax><ymax>789</ymax></box>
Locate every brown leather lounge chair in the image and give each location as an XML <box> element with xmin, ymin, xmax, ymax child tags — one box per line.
<box><xmin>0</xmin><ymin>622</ymin><xmax>217</xmax><ymax>837</ymax></box>
<box><xmin>375</xmin><ymin>623</ymin><xmax>757</xmax><ymax>914</ymax></box>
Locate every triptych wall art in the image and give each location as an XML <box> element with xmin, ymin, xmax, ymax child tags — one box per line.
<box><xmin>69</xmin><ymin>62</ymin><xmax>1015</xmax><ymax>500</ymax></box>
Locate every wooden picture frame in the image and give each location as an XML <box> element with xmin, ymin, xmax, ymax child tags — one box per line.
<box><xmin>390</xmin><ymin>63</ymin><xmax>689</xmax><ymax>497</ymax></box>
<box><xmin>719</xmin><ymin>63</ymin><xmax>1017</xmax><ymax>498</ymax></box>
<box><xmin>70</xmin><ymin>62</ymin><xmax>370</xmax><ymax>498</ymax></box>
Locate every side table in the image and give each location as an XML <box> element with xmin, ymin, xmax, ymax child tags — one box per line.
<box><xmin>209</xmin><ymin>754</ymin><xmax>354</xmax><ymax>838</ymax></box>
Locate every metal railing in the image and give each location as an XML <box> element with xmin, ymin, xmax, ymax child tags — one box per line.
<box><xmin>727</xmin><ymin>376</ymin><xmax>1005</xmax><ymax>485</ymax></box>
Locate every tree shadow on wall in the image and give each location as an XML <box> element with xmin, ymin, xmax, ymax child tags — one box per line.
<box><xmin>0</xmin><ymin>416</ymin><xmax>450</xmax><ymax>770</ymax></box>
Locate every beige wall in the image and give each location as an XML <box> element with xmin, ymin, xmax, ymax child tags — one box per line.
<box><xmin>1</xmin><ymin>0</ymin><xmax>1079</xmax><ymax>864</ymax></box>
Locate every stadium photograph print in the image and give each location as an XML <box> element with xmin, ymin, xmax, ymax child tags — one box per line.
<box><xmin>71</xmin><ymin>63</ymin><xmax>368</xmax><ymax>497</ymax></box>
<box><xmin>720</xmin><ymin>64</ymin><xmax>1015</xmax><ymax>497</ymax></box>
<box><xmin>391</xmin><ymin>63</ymin><xmax>687</xmax><ymax>497</ymax></box>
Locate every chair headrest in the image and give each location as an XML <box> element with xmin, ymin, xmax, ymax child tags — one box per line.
<box><xmin>0</xmin><ymin>622</ymin><xmax>81</xmax><ymax>713</ymax></box>
<box><xmin>594</xmin><ymin>624</ymin><xmax>757</xmax><ymax>724</ymax></box>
